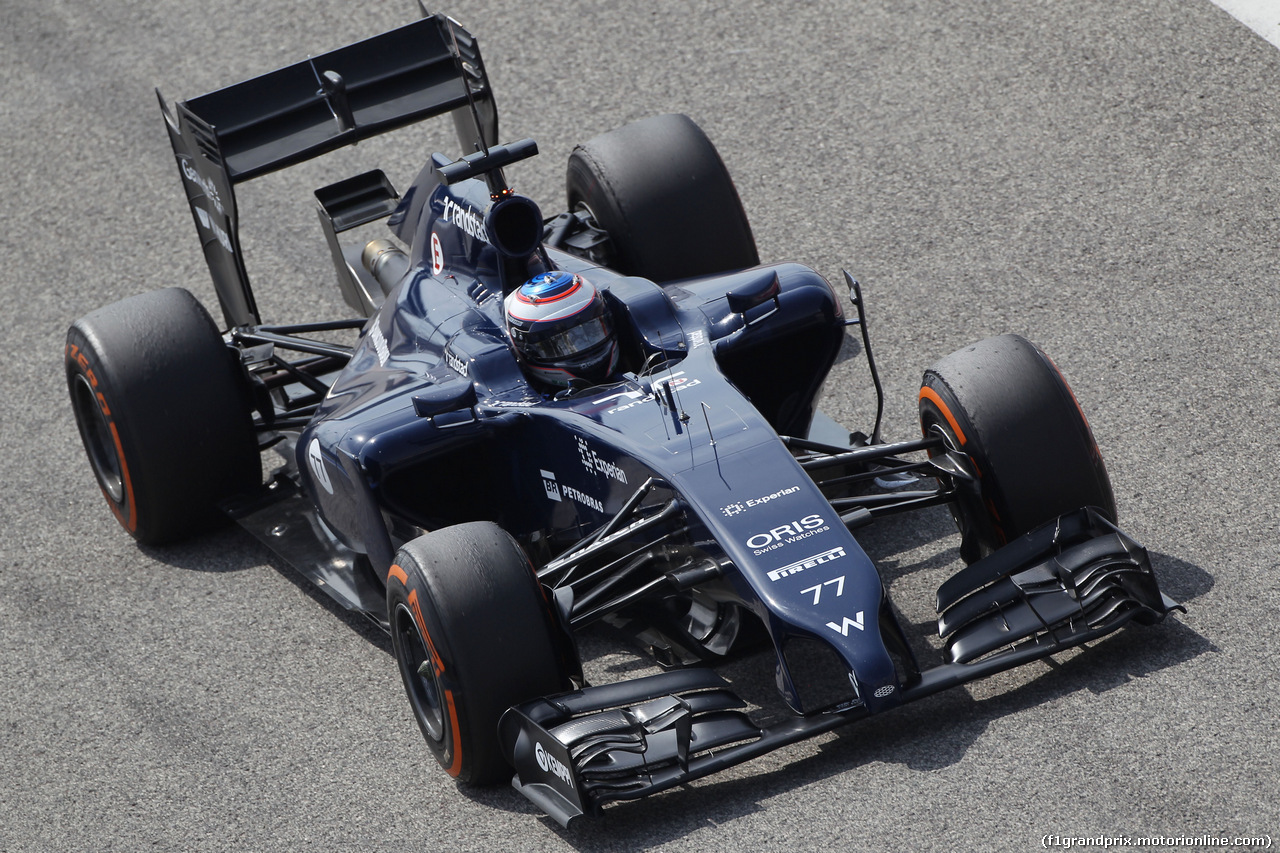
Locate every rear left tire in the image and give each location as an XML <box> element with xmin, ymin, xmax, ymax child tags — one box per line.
<box><xmin>65</xmin><ymin>287</ymin><xmax>260</xmax><ymax>544</ymax></box>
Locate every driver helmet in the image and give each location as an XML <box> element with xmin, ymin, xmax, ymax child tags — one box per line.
<box><xmin>504</xmin><ymin>271</ymin><xmax>618</xmax><ymax>387</ymax></box>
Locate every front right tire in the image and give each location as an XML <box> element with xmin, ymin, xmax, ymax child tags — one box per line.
<box><xmin>919</xmin><ymin>334</ymin><xmax>1117</xmax><ymax>561</ymax></box>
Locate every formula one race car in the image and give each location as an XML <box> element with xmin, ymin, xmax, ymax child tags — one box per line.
<box><xmin>65</xmin><ymin>13</ymin><xmax>1181</xmax><ymax>826</ymax></box>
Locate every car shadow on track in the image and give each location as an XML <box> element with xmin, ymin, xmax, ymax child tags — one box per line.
<box><xmin>136</xmin><ymin>524</ymin><xmax>265</xmax><ymax>573</ymax></box>
<box><xmin>141</xmin><ymin>505</ymin><xmax>1215</xmax><ymax>841</ymax></box>
<box><xmin>139</xmin><ymin>525</ymin><xmax>393</xmax><ymax>654</ymax></box>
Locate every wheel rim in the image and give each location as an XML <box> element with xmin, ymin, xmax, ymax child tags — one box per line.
<box><xmin>393</xmin><ymin>602</ymin><xmax>445</xmax><ymax>743</ymax></box>
<box><xmin>71</xmin><ymin>373</ymin><xmax>124</xmax><ymax>503</ymax></box>
<box><xmin>922</xmin><ymin>414</ymin><xmax>990</xmax><ymax>562</ymax></box>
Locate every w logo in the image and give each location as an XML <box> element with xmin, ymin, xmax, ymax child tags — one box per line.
<box><xmin>826</xmin><ymin>612</ymin><xmax>865</xmax><ymax>636</ymax></box>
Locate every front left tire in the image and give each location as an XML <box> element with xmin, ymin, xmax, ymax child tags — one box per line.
<box><xmin>387</xmin><ymin>522</ymin><xmax>570</xmax><ymax>785</ymax></box>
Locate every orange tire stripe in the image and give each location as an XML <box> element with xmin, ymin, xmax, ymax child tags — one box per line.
<box><xmin>403</xmin><ymin>583</ymin><xmax>465</xmax><ymax>777</ymax></box>
<box><xmin>919</xmin><ymin>386</ymin><xmax>967</xmax><ymax>446</ymax></box>
<box><xmin>69</xmin><ymin>343</ymin><xmax>137</xmax><ymax>533</ymax></box>
<box><xmin>1042</xmin><ymin>353</ymin><xmax>1097</xmax><ymax>441</ymax></box>
<box><xmin>443</xmin><ymin>690</ymin><xmax>463</xmax><ymax>777</ymax></box>
<box><xmin>107</xmin><ymin>415</ymin><xmax>137</xmax><ymax>533</ymax></box>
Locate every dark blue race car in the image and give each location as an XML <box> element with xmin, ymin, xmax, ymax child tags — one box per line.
<box><xmin>65</xmin><ymin>13</ymin><xmax>1181</xmax><ymax>826</ymax></box>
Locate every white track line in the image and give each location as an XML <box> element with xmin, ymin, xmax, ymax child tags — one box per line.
<box><xmin>1211</xmin><ymin>0</ymin><xmax>1280</xmax><ymax>49</ymax></box>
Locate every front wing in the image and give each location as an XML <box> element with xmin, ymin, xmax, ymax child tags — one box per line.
<box><xmin>499</xmin><ymin>507</ymin><xmax>1180</xmax><ymax>825</ymax></box>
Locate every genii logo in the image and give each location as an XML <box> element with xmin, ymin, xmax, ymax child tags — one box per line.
<box><xmin>180</xmin><ymin>158</ymin><xmax>224</xmax><ymax>214</ymax></box>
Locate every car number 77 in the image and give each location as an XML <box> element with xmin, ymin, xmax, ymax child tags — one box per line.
<box><xmin>801</xmin><ymin>576</ymin><xmax>845</xmax><ymax>605</ymax></box>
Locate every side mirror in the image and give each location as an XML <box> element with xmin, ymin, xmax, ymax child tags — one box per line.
<box><xmin>413</xmin><ymin>380</ymin><xmax>478</xmax><ymax>420</ymax></box>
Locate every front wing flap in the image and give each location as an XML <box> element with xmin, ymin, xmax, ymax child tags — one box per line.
<box><xmin>498</xmin><ymin>668</ymin><xmax>866</xmax><ymax>827</ymax></box>
<box><xmin>499</xmin><ymin>669</ymin><xmax>764</xmax><ymax>826</ymax></box>
<box><xmin>935</xmin><ymin>507</ymin><xmax>1180</xmax><ymax>664</ymax></box>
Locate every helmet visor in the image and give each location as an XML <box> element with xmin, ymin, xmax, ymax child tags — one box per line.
<box><xmin>520</xmin><ymin>315</ymin><xmax>612</xmax><ymax>361</ymax></box>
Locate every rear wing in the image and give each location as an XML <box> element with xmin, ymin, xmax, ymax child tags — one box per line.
<box><xmin>158</xmin><ymin>13</ymin><xmax>498</xmax><ymax>327</ymax></box>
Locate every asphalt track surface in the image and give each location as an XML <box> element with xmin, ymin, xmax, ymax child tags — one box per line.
<box><xmin>3</xmin><ymin>1</ymin><xmax>1278</xmax><ymax>850</ymax></box>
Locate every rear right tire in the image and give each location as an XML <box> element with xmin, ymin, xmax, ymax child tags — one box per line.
<box><xmin>566</xmin><ymin>113</ymin><xmax>759</xmax><ymax>282</ymax></box>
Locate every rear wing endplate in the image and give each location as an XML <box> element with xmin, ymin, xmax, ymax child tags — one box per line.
<box><xmin>158</xmin><ymin>13</ymin><xmax>497</xmax><ymax>327</ymax></box>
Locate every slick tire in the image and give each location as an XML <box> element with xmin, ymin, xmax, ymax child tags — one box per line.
<box><xmin>387</xmin><ymin>523</ymin><xmax>569</xmax><ymax>785</ymax></box>
<box><xmin>567</xmin><ymin>113</ymin><xmax>759</xmax><ymax>282</ymax></box>
<box><xmin>919</xmin><ymin>334</ymin><xmax>1117</xmax><ymax>562</ymax></box>
<box><xmin>65</xmin><ymin>287</ymin><xmax>260</xmax><ymax>545</ymax></box>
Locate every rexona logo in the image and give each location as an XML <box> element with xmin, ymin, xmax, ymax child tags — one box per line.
<box><xmin>535</xmin><ymin>740</ymin><xmax>575</xmax><ymax>789</ymax></box>
<box><xmin>746</xmin><ymin>514</ymin><xmax>829</xmax><ymax>555</ymax></box>
<box><xmin>439</xmin><ymin>196</ymin><xmax>488</xmax><ymax>243</ymax></box>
